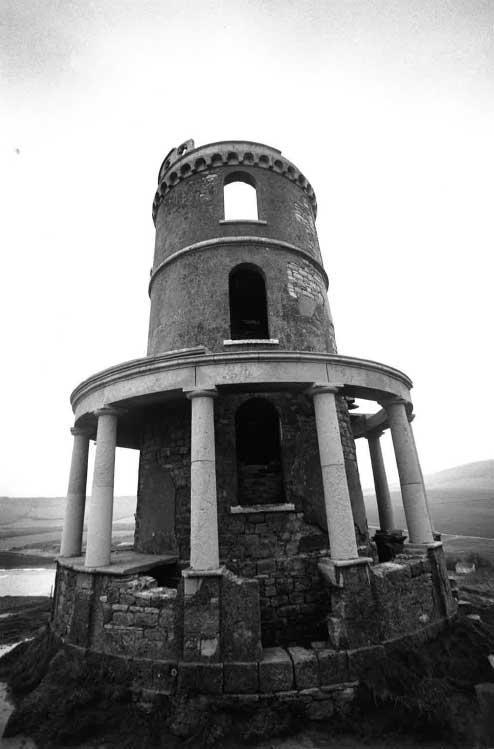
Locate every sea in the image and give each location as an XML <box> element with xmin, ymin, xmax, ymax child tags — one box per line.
<box><xmin>0</xmin><ymin>568</ymin><xmax>55</xmax><ymax>598</ymax></box>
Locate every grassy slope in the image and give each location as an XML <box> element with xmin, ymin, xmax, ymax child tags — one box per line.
<box><xmin>365</xmin><ymin>459</ymin><xmax>494</xmax><ymax>536</ymax></box>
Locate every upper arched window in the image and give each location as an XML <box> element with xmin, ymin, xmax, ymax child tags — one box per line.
<box><xmin>229</xmin><ymin>265</ymin><xmax>269</xmax><ymax>340</ymax></box>
<box><xmin>224</xmin><ymin>172</ymin><xmax>258</xmax><ymax>220</ymax></box>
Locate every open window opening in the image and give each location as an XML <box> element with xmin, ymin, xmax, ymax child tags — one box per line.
<box><xmin>235</xmin><ymin>398</ymin><xmax>285</xmax><ymax>506</ymax></box>
<box><xmin>224</xmin><ymin>172</ymin><xmax>258</xmax><ymax>220</ymax></box>
<box><xmin>229</xmin><ymin>265</ymin><xmax>269</xmax><ymax>340</ymax></box>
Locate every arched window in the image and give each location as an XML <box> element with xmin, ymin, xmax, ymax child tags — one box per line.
<box><xmin>235</xmin><ymin>399</ymin><xmax>285</xmax><ymax>505</ymax></box>
<box><xmin>229</xmin><ymin>265</ymin><xmax>269</xmax><ymax>340</ymax></box>
<box><xmin>224</xmin><ymin>172</ymin><xmax>258</xmax><ymax>220</ymax></box>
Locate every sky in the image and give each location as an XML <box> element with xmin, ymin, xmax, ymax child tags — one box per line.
<box><xmin>1</xmin><ymin>0</ymin><xmax>493</xmax><ymax>497</ymax></box>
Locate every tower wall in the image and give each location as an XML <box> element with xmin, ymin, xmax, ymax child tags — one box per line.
<box><xmin>134</xmin><ymin>390</ymin><xmax>367</xmax><ymax>645</ymax></box>
<box><xmin>147</xmin><ymin>245</ymin><xmax>336</xmax><ymax>355</ymax></box>
<box><xmin>142</xmin><ymin>139</ymin><xmax>367</xmax><ymax>563</ymax></box>
<box><xmin>152</xmin><ymin>163</ymin><xmax>322</xmax><ymax>265</ymax></box>
<box><xmin>148</xmin><ymin>142</ymin><xmax>334</xmax><ymax>357</ymax></box>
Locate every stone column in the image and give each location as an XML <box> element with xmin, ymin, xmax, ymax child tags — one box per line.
<box><xmin>186</xmin><ymin>388</ymin><xmax>219</xmax><ymax>570</ymax></box>
<box><xmin>60</xmin><ymin>427</ymin><xmax>90</xmax><ymax>557</ymax></box>
<box><xmin>382</xmin><ymin>398</ymin><xmax>434</xmax><ymax>544</ymax></box>
<box><xmin>311</xmin><ymin>385</ymin><xmax>358</xmax><ymax>560</ymax></box>
<box><xmin>367</xmin><ymin>431</ymin><xmax>395</xmax><ymax>532</ymax></box>
<box><xmin>85</xmin><ymin>407</ymin><xmax>120</xmax><ymax>568</ymax></box>
<box><xmin>408</xmin><ymin>413</ymin><xmax>436</xmax><ymax>534</ymax></box>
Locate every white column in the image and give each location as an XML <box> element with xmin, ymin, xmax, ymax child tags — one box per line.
<box><xmin>408</xmin><ymin>413</ymin><xmax>435</xmax><ymax>533</ymax></box>
<box><xmin>85</xmin><ymin>407</ymin><xmax>119</xmax><ymax>568</ymax></box>
<box><xmin>383</xmin><ymin>398</ymin><xmax>434</xmax><ymax>544</ymax></box>
<box><xmin>367</xmin><ymin>431</ymin><xmax>395</xmax><ymax>532</ymax></box>
<box><xmin>60</xmin><ymin>427</ymin><xmax>90</xmax><ymax>557</ymax></box>
<box><xmin>311</xmin><ymin>384</ymin><xmax>358</xmax><ymax>560</ymax></box>
<box><xmin>186</xmin><ymin>388</ymin><xmax>219</xmax><ymax>570</ymax></box>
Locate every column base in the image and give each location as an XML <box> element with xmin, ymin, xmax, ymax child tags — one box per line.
<box><xmin>182</xmin><ymin>566</ymin><xmax>225</xmax><ymax>596</ymax></box>
<box><xmin>318</xmin><ymin>557</ymin><xmax>373</xmax><ymax>588</ymax></box>
<box><xmin>405</xmin><ymin>541</ymin><xmax>443</xmax><ymax>552</ymax></box>
<box><xmin>372</xmin><ymin>529</ymin><xmax>407</xmax><ymax>563</ymax></box>
<box><xmin>318</xmin><ymin>557</ymin><xmax>376</xmax><ymax>650</ymax></box>
<box><xmin>181</xmin><ymin>566</ymin><xmax>262</xmax><ymax>663</ymax></box>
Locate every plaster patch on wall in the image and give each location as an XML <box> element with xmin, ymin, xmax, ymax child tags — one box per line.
<box><xmin>287</xmin><ymin>259</ymin><xmax>325</xmax><ymax>306</ymax></box>
<box><xmin>199</xmin><ymin>173</ymin><xmax>218</xmax><ymax>199</ymax></box>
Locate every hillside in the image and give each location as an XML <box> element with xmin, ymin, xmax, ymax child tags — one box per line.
<box><xmin>1</xmin><ymin>460</ymin><xmax>493</xmax><ymax>546</ymax></box>
<box><xmin>365</xmin><ymin>460</ymin><xmax>494</xmax><ymax>538</ymax></box>
<box><xmin>0</xmin><ymin>496</ymin><xmax>136</xmax><ymax>528</ymax></box>
<box><xmin>0</xmin><ymin>496</ymin><xmax>137</xmax><ymax>553</ymax></box>
<box><xmin>425</xmin><ymin>460</ymin><xmax>494</xmax><ymax>490</ymax></box>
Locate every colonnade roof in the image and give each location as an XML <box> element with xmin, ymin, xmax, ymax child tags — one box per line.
<box><xmin>71</xmin><ymin>349</ymin><xmax>414</xmax><ymax>442</ymax></box>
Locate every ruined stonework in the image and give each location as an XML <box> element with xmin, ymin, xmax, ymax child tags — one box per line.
<box><xmin>53</xmin><ymin>139</ymin><xmax>456</xmax><ymax>710</ymax></box>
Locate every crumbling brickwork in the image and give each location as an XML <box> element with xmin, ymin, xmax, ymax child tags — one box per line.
<box><xmin>52</xmin><ymin>567</ymin><xmax>181</xmax><ymax>660</ymax></box>
<box><xmin>134</xmin><ymin>389</ymin><xmax>366</xmax><ymax>643</ymax></box>
<box><xmin>229</xmin><ymin>549</ymin><xmax>330</xmax><ymax>646</ymax></box>
<box><xmin>135</xmin><ymin>401</ymin><xmax>191</xmax><ymax>557</ymax></box>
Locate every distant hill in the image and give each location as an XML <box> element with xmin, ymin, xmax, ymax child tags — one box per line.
<box><xmin>0</xmin><ymin>496</ymin><xmax>136</xmax><ymax>528</ymax></box>
<box><xmin>425</xmin><ymin>460</ymin><xmax>494</xmax><ymax>490</ymax></box>
<box><xmin>2</xmin><ymin>460</ymin><xmax>493</xmax><ymax>542</ymax></box>
<box><xmin>365</xmin><ymin>460</ymin><xmax>494</xmax><ymax>538</ymax></box>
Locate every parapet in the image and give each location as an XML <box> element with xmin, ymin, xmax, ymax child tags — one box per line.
<box><xmin>152</xmin><ymin>139</ymin><xmax>317</xmax><ymax>224</ymax></box>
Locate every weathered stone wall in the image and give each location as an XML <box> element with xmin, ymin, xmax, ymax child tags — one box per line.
<box><xmin>51</xmin><ymin>548</ymin><xmax>456</xmax><ymax>708</ymax></box>
<box><xmin>52</xmin><ymin>567</ymin><xmax>181</xmax><ymax>660</ymax></box>
<box><xmin>148</xmin><ymin>244</ymin><xmax>335</xmax><ymax>355</ymax></box>
<box><xmin>320</xmin><ymin>546</ymin><xmax>457</xmax><ymax>650</ymax></box>
<box><xmin>100</xmin><ymin>577</ymin><xmax>179</xmax><ymax>660</ymax></box>
<box><xmin>153</xmin><ymin>166</ymin><xmax>322</xmax><ymax>267</ymax></box>
<box><xmin>135</xmin><ymin>400</ymin><xmax>191</xmax><ymax>557</ymax></box>
<box><xmin>216</xmin><ymin>391</ymin><xmax>326</xmax><ymax>528</ymax></box>
<box><xmin>216</xmin><ymin>390</ymin><xmax>336</xmax><ymax>645</ymax></box>
<box><xmin>134</xmin><ymin>390</ymin><xmax>366</xmax><ymax>644</ymax></box>
<box><xmin>237</xmin><ymin>462</ymin><xmax>284</xmax><ymax>505</ymax></box>
<box><xmin>229</xmin><ymin>550</ymin><xmax>330</xmax><ymax>647</ymax></box>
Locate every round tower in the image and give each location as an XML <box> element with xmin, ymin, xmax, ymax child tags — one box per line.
<box><xmin>138</xmin><ymin>141</ymin><xmax>368</xmax><ymax>642</ymax></box>
<box><xmin>148</xmin><ymin>140</ymin><xmax>335</xmax><ymax>356</ymax></box>
<box><xmin>53</xmin><ymin>139</ymin><xmax>454</xmax><ymax>704</ymax></box>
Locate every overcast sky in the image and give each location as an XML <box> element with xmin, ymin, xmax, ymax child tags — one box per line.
<box><xmin>1</xmin><ymin>0</ymin><xmax>493</xmax><ymax>497</ymax></box>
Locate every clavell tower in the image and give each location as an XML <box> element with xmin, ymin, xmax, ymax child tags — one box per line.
<box><xmin>53</xmin><ymin>140</ymin><xmax>455</xmax><ymax>703</ymax></box>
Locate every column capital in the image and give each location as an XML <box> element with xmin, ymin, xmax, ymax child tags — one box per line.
<box><xmin>307</xmin><ymin>383</ymin><xmax>342</xmax><ymax>397</ymax></box>
<box><xmin>379</xmin><ymin>396</ymin><xmax>407</xmax><ymax>409</ymax></box>
<box><xmin>70</xmin><ymin>426</ymin><xmax>91</xmax><ymax>437</ymax></box>
<box><xmin>94</xmin><ymin>406</ymin><xmax>124</xmax><ymax>418</ymax></box>
<box><xmin>184</xmin><ymin>387</ymin><xmax>218</xmax><ymax>400</ymax></box>
<box><xmin>366</xmin><ymin>429</ymin><xmax>385</xmax><ymax>441</ymax></box>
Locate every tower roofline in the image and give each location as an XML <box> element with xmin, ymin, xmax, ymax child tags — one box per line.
<box><xmin>153</xmin><ymin>139</ymin><xmax>317</xmax><ymax>224</ymax></box>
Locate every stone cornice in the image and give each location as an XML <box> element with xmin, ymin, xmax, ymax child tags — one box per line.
<box><xmin>152</xmin><ymin>140</ymin><xmax>317</xmax><ymax>224</ymax></box>
<box><xmin>148</xmin><ymin>236</ymin><xmax>329</xmax><ymax>295</ymax></box>
<box><xmin>70</xmin><ymin>349</ymin><xmax>414</xmax><ymax>416</ymax></box>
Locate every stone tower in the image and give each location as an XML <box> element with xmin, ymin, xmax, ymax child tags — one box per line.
<box><xmin>54</xmin><ymin>140</ymin><xmax>455</xmax><ymax>702</ymax></box>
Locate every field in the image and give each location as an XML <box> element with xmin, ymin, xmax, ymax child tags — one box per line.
<box><xmin>1</xmin><ymin>460</ymin><xmax>492</xmax><ymax>563</ymax></box>
<box><xmin>364</xmin><ymin>461</ymin><xmax>494</xmax><ymax>563</ymax></box>
<box><xmin>0</xmin><ymin>495</ymin><xmax>136</xmax><ymax>556</ymax></box>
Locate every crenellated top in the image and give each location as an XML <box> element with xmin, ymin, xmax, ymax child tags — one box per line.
<box><xmin>152</xmin><ymin>139</ymin><xmax>317</xmax><ymax>224</ymax></box>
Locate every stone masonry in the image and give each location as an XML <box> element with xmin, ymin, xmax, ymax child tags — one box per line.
<box><xmin>55</xmin><ymin>139</ymin><xmax>456</xmax><ymax>711</ymax></box>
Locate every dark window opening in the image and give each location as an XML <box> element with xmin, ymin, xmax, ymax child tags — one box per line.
<box><xmin>229</xmin><ymin>266</ymin><xmax>269</xmax><ymax>340</ymax></box>
<box><xmin>235</xmin><ymin>398</ymin><xmax>285</xmax><ymax>505</ymax></box>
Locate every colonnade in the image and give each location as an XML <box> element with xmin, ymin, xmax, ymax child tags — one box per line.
<box><xmin>365</xmin><ymin>398</ymin><xmax>434</xmax><ymax>544</ymax></box>
<box><xmin>59</xmin><ymin>386</ymin><xmax>434</xmax><ymax>571</ymax></box>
